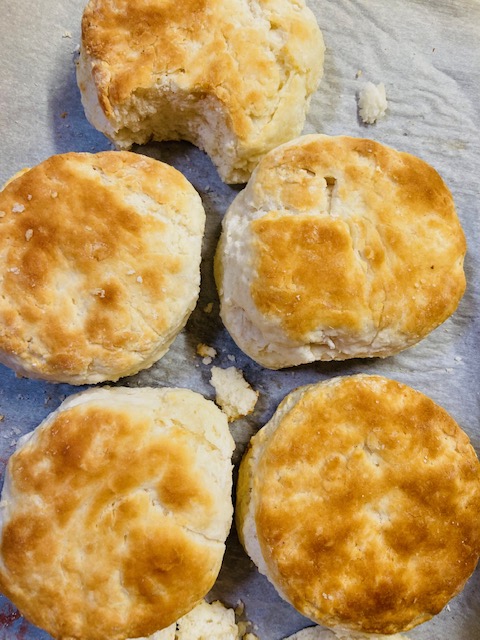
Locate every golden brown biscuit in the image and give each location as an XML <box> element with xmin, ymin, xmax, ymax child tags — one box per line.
<box><xmin>77</xmin><ymin>0</ymin><xmax>324</xmax><ymax>183</ymax></box>
<box><xmin>0</xmin><ymin>386</ymin><xmax>235</xmax><ymax>640</ymax></box>
<box><xmin>236</xmin><ymin>375</ymin><xmax>480</xmax><ymax>635</ymax></box>
<box><xmin>215</xmin><ymin>134</ymin><xmax>466</xmax><ymax>368</ymax></box>
<box><xmin>0</xmin><ymin>151</ymin><xmax>205</xmax><ymax>384</ymax></box>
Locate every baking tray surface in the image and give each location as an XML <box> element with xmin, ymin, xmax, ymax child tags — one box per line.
<box><xmin>0</xmin><ymin>1</ymin><xmax>479</xmax><ymax>638</ymax></box>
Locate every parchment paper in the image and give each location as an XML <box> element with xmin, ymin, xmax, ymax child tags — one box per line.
<box><xmin>0</xmin><ymin>1</ymin><xmax>479</xmax><ymax>638</ymax></box>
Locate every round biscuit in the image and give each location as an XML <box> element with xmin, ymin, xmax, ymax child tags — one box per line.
<box><xmin>0</xmin><ymin>151</ymin><xmax>205</xmax><ymax>384</ymax></box>
<box><xmin>215</xmin><ymin>134</ymin><xmax>466</xmax><ymax>368</ymax></box>
<box><xmin>0</xmin><ymin>386</ymin><xmax>235</xmax><ymax>640</ymax></box>
<box><xmin>236</xmin><ymin>374</ymin><xmax>480</xmax><ymax>634</ymax></box>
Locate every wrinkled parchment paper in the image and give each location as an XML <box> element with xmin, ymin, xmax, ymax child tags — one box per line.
<box><xmin>0</xmin><ymin>1</ymin><xmax>479</xmax><ymax>638</ymax></box>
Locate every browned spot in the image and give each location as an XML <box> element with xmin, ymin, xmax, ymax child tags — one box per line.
<box><xmin>251</xmin><ymin>214</ymin><xmax>370</xmax><ymax>338</ymax></box>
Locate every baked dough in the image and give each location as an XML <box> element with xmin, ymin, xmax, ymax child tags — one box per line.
<box><xmin>236</xmin><ymin>375</ymin><xmax>480</xmax><ymax>635</ymax></box>
<box><xmin>0</xmin><ymin>151</ymin><xmax>205</xmax><ymax>384</ymax></box>
<box><xmin>77</xmin><ymin>0</ymin><xmax>324</xmax><ymax>183</ymax></box>
<box><xmin>0</xmin><ymin>386</ymin><xmax>235</xmax><ymax>640</ymax></box>
<box><xmin>215</xmin><ymin>134</ymin><xmax>466</xmax><ymax>368</ymax></box>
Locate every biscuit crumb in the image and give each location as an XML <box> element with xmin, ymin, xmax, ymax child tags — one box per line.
<box><xmin>0</xmin><ymin>415</ymin><xmax>4</xmax><ymax>422</ymax></box>
<box><xmin>203</xmin><ymin>302</ymin><xmax>214</xmax><ymax>314</ymax></box>
<box><xmin>12</xmin><ymin>203</ymin><xmax>25</xmax><ymax>213</ymax></box>
<box><xmin>62</xmin><ymin>30</ymin><xmax>73</xmax><ymax>38</ymax></box>
<box><xmin>27</xmin><ymin>194</ymin><xmax>32</xmax><ymax>200</ymax></box>
<box><xmin>51</xmin><ymin>191</ymin><xmax>58</xmax><ymax>198</ymax></box>
<box><xmin>210</xmin><ymin>366</ymin><xmax>258</xmax><ymax>422</ymax></box>
<box><xmin>136</xmin><ymin>275</ymin><xmax>143</xmax><ymax>283</ymax></box>
<box><xmin>25</xmin><ymin>229</ymin><xmax>34</xmax><ymax>241</ymax></box>
<box><xmin>92</xmin><ymin>288</ymin><xmax>106</xmax><ymax>298</ymax></box>
<box><xmin>174</xmin><ymin>600</ymin><xmax>238</xmax><ymax>640</ymax></box>
<box><xmin>127</xmin><ymin>268</ymin><xmax>136</xmax><ymax>275</ymax></box>
<box><xmin>355</xmin><ymin>69</ymin><xmax>363</xmax><ymax>78</ymax></box>
<box><xmin>358</xmin><ymin>82</ymin><xmax>388</xmax><ymax>124</ymax></box>
<box><xmin>227</xmin><ymin>354</ymin><xmax>236</xmax><ymax>362</ymax></box>
<box><xmin>197</xmin><ymin>343</ymin><xmax>217</xmax><ymax>359</ymax></box>
<box><xmin>234</xmin><ymin>601</ymin><xmax>245</xmax><ymax>617</ymax></box>
<box><xmin>197</xmin><ymin>343</ymin><xmax>217</xmax><ymax>366</ymax></box>
<box><xmin>7</xmin><ymin>267</ymin><xmax>20</xmax><ymax>275</ymax></box>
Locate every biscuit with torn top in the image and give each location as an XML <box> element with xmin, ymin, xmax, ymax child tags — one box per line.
<box><xmin>77</xmin><ymin>0</ymin><xmax>324</xmax><ymax>183</ymax></box>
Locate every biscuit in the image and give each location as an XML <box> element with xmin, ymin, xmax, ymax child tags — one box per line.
<box><xmin>77</xmin><ymin>0</ymin><xmax>324</xmax><ymax>183</ymax></box>
<box><xmin>236</xmin><ymin>375</ymin><xmax>480</xmax><ymax>635</ymax></box>
<box><xmin>215</xmin><ymin>134</ymin><xmax>466</xmax><ymax>368</ymax></box>
<box><xmin>0</xmin><ymin>386</ymin><xmax>235</xmax><ymax>640</ymax></box>
<box><xmin>0</xmin><ymin>151</ymin><xmax>205</xmax><ymax>384</ymax></box>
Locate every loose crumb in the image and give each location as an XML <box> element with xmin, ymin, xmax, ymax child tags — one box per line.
<box><xmin>227</xmin><ymin>354</ymin><xmax>236</xmax><ymax>362</ymax></box>
<box><xmin>0</xmin><ymin>415</ymin><xmax>4</xmax><ymax>422</ymax></box>
<box><xmin>92</xmin><ymin>288</ymin><xmax>106</xmax><ymax>298</ymax></box>
<box><xmin>358</xmin><ymin>82</ymin><xmax>388</xmax><ymax>124</ymax></box>
<box><xmin>136</xmin><ymin>275</ymin><xmax>143</xmax><ymax>283</ymax></box>
<box><xmin>197</xmin><ymin>343</ymin><xmax>217</xmax><ymax>359</ymax></box>
<box><xmin>51</xmin><ymin>191</ymin><xmax>58</xmax><ymax>198</ymax></box>
<box><xmin>210</xmin><ymin>366</ymin><xmax>258</xmax><ymax>422</ymax></box>
<box><xmin>25</xmin><ymin>229</ymin><xmax>34</xmax><ymax>241</ymax></box>
<box><xmin>203</xmin><ymin>302</ymin><xmax>214</xmax><ymax>314</ymax></box>
<box><xmin>12</xmin><ymin>203</ymin><xmax>25</xmax><ymax>213</ymax></box>
<box><xmin>62</xmin><ymin>30</ymin><xmax>73</xmax><ymax>38</ymax></box>
<box><xmin>27</xmin><ymin>194</ymin><xmax>32</xmax><ymax>200</ymax></box>
<box><xmin>355</xmin><ymin>69</ymin><xmax>363</xmax><ymax>78</ymax></box>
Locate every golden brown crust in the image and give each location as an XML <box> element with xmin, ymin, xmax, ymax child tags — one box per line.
<box><xmin>0</xmin><ymin>151</ymin><xmax>205</xmax><ymax>384</ymax></box>
<box><xmin>251</xmin><ymin>136</ymin><xmax>465</xmax><ymax>344</ymax></box>
<box><xmin>216</xmin><ymin>134</ymin><xmax>466</xmax><ymax>368</ymax></box>
<box><xmin>81</xmin><ymin>0</ymin><xmax>321</xmax><ymax>135</ymax></box>
<box><xmin>239</xmin><ymin>375</ymin><xmax>480</xmax><ymax>634</ymax></box>
<box><xmin>0</xmin><ymin>387</ymin><xmax>234</xmax><ymax>640</ymax></box>
<box><xmin>78</xmin><ymin>0</ymin><xmax>324</xmax><ymax>182</ymax></box>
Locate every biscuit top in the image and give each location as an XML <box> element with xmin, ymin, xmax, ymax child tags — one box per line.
<box><xmin>0</xmin><ymin>151</ymin><xmax>205</xmax><ymax>383</ymax></box>
<box><xmin>217</xmin><ymin>135</ymin><xmax>466</xmax><ymax>368</ymax></box>
<box><xmin>0</xmin><ymin>387</ymin><xmax>234</xmax><ymax>640</ymax></box>
<box><xmin>252</xmin><ymin>375</ymin><xmax>480</xmax><ymax>634</ymax></box>
<box><xmin>250</xmin><ymin>135</ymin><xmax>465</xmax><ymax>344</ymax></box>
<box><xmin>81</xmin><ymin>0</ymin><xmax>323</xmax><ymax>143</ymax></box>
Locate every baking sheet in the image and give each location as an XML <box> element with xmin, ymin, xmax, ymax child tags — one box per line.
<box><xmin>0</xmin><ymin>0</ymin><xmax>480</xmax><ymax>638</ymax></box>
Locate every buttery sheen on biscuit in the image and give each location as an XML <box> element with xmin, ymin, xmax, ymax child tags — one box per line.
<box><xmin>77</xmin><ymin>0</ymin><xmax>324</xmax><ymax>183</ymax></box>
<box><xmin>215</xmin><ymin>134</ymin><xmax>466</xmax><ymax>368</ymax></box>
<box><xmin>0</xmin><ymin>386</ymin><xmax>235</xmax><ymax>640</ymax></box>
<box><xmin>0</xmin><ymin>151</ymin><xmax>205</xmax><ymax>384</ymax></box>
<box><xmin>236</xmin><ymin>375</ymin><xmax>480</xmax><ymax>635</ymax></box>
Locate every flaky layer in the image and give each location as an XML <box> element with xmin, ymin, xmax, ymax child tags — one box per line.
<box><xmin>237</xmin><ymin>375</ymin><xmax>480</xmax><ymax>634</ymax></box>
<box><xmin>77</xmin><ymin>0</ymin><xmax>324</xmax><ymax>183</ymax></box>
<box><xmin>0</xmin><ymin>151</ymin><xmax>205</xmax><ymax>384</ymax></box>
<box><xmin>0</xmin><ymin>387</ymin><xmax>235</xmax><ymax>640</ymax></box>
<box><xmin>216</xmin><ymin>135</ymin><xmax>466</xmax><ymax>368</ymax></box>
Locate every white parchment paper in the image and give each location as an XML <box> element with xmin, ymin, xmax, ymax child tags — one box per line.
<box><xmin>0</xmin><ymin>1</ymin><xmax>479</xmax><ymax>638</ymax></box>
